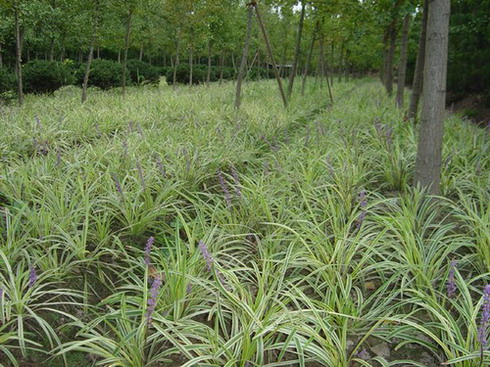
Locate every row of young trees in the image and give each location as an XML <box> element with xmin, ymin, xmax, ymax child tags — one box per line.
<box><xmin>0</xmin><ymin>0</ymin><xmax>427</xmax><ymax>104</ymax></box>
<box><xmin>0</xmin><ymin>0</ymin><xmax>454</xmax><ymax>194</ymax></box>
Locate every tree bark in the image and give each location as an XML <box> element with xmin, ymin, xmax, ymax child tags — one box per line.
<box><xmin>383</xmin><ymin>21</ymin><xmax>397</xmax><ymax>96</ymax></box>
<box><xmin>14</xmin><ymin>1</ymin><xmax>23</xmax><ymax>106</ymax></box>
<box><xmin>122</xmin><ymin>9</ymin><xmax>133</xmax><ymax>95</ymax></box>
<box><xmin>235</xmin><ymin>5</ymin><xmax>254</xmax><ymax>109</ymax></box>
<box><xmin>206</xmin><ymin>42</ymin><xmax>212</xmax><ymax>85</ymax></box>
<box><xmin>189</xmin><ymin>48</ymin><xmax>193</xmax><ymax>86</ymax></box>
<box><xmin>219</xmin><ymin>51</ymin><xmax>224</xmax><ymax>84</ymax></box>
<box><xmin>287</xmin><ymin>0</ymin><xmax>306</xmax><ymax>99</ymax></box>
<box><xmin>139</xmin><ymin>45</ymin><xmax>143</xmax><ymax>61</ymax></box>
<box><xmin>396</xmin><ymin>14</ymin><xmax>411</xmax><ymax>109</ymax></box>
<box><xmin>319</xmin><ymin>31</ymin><xmax>333</xmax><ymax>104</ymax></box>
<box><xmin>49</xmin><ymin>38</ymin><xmax>55</xmax><ymax>61</ymax></box>
<box><xmin>253</xmin><ymin>2</ymin><xmax>288</xmax><ymax>108</ymax></box>
<box><xmin>301</xmin><ymin>22</ymin><xmax>318</xmax><ymax>96</ymax></box>
<box><xmin>413</xmin><ymin>0</ymin><xmax>450</xmax><ymax>195</ymax></box>
<box><xmin>82</xmin><ymin>0</ymin><xmax>99</xmax><ymax>103</ymax></box>
<box><xmin>338</xmin><ymin>42</ymin><xmax>344</xmax><ymax>83</ymax></box>
<box><xmin>172</xmin><ymin>34</ymin><xmax>180</xmax><ymax>88</ymax></box>
<box><xmin>408</xmin><ymin>0</ymin><xmax>429</xmax><ymax>120</ymax></box>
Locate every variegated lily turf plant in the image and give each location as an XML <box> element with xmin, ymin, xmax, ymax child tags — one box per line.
<box><xmin>0</xmin><ymin>79</ymin><xmax>488</xmax><ymax>366</ymax></box>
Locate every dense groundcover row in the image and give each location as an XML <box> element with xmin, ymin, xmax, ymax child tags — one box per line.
<box><xmin>0</xmin><ymin>80</ymin><xmax>489</xmax><ymax>366</ymax></box>
<box><xmin>0</xmin><ymin>59</ymin><xmax>274</xmax><ymax>98</ymax></box>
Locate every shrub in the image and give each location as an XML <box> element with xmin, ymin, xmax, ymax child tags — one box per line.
<box><xmin>126</xmin><ymin>59</ymin><xmax>160</xmax><ymax>85</ymax></box>
<box><xmin>0</xmin><ymin>67</ymin><xmax>16</xmax><ymax>95</ymax></box>
<box><xmin>23</xmin><ymin>60</ymin><xmax>75</xmax><ymax>94</ymax></box>
<box><xmin>78</xmin><ymin>59</ymin><xmax>126</xmax><ymax>90</ymax></box>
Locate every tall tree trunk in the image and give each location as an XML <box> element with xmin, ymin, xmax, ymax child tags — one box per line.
<box><xmin>319</xmin><ymin>31</ymin><xmax>333</xmax><ymax>104</ymax></box>
<box><xmin>188</xmin><ymin>48</ymin><xmax>193</xmax><ymax>86</ymax></box>
<box><xmin>122</xmin><ymin>9</ymin><xmax>133</xmax><ymax>95</ymax></box>
<box><xmin>117</xmin><ymin>50</ymin><xmax>121</xmax><ymax>63</ymax></box>
<box><xmin>287</xmin><ymin>0</ymin><xmax>306</xmax><ymax>99</ymax></box>
<box><xmin>172</xmin><ymin>34</ymin><xmax>180</xmax><ymax>88</ymax></box>
<box><xmin>413</xmin><ymin>0</ymin><xmax>450</xmax><ymax>195</ymax></box>
<box><xmin>96</xmin><ymin>46</ymin><xmax>100</xmax><ymax>59</ymax></box>
<box><xmin>330</xmin><ymin>42</ymin><xmax>334</xmax><ymax>86</ymax></box>
<box><xmin>14</xmin><ymin>1</ymin><xmax>23</xmax><ymax>106</ymax></box>
<box><xmin>82</xmin><ymin>0</ymin><xmax>99</xmax><ymax>103</ymax></box>
<box><xmin>253</xmin><ymin>2</ymin><xmax>288</xmax><ymax>108</ymax></box>
<box><xmin>383</xmin><ymin>22</ymin><xmax>397</xmax><ymax>96</ymax></box>
<box><xmin>219</xmin><ymin>51</ymin><xmax>225</xmax><ymax>84</ymax></box>
<box><xmin>408</xmin><ymin>0</ymin><xmax>429</xmax><ymax>120</ymax></box>
<box><xmin>139</xmin><ymin>45</ymin><xmax>143</xmax><ymax>61</ymax></box>
<box><xmin>49</xmin><ymin>38</ymin><xmax>55</xmax><ymax>61</ymax></box>
<box><xmin>235</xmin><ymin>5</ymin><xmax>254</xmax><ymax>109</ymax></box>
<box><xmin>206</xmin><ymin>42</ymin><xmax>212</xmax><ymax>85</ymax></box>
<box><xmin>301</xmin><ymin>22</ymin><xmax>318</xmax><ymax>96</ymax></box>
<box><xmin>338</xmin><ymin>43</ymin><xmax>344</xmax><ymax>83</ymax></box>
<box><xmin>396</xmin><ymin>14</ymin><xmax>411</xmax><ymax>109</ymax></box>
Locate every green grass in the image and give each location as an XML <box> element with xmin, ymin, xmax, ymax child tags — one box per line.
<box><xmin>0</xmin><ymin>78</ymin><xmax>489</xmax><ymax>366</ymax></box>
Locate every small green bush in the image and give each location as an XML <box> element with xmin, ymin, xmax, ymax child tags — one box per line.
<box><xmin>23</xmin><ymin>60</ymin><xmax>75</xmax><ymax>94</ymax></box>
<box><xmin>0</xmin><ymin>67</ymin><xmax>16</xmax><ymax>95</ymax></box>
<box><xmin>78</xmin><ymin>59</ymin><xmax>126</xmax><ymax>90</ymax></box>
<box><xmin>126</xmin><ymin>59</ymin><xmax>160</xmax><ymax>84</ymax></box>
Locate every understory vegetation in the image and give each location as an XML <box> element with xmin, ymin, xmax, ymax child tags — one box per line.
<box><xmin>0</xmin><ymin>79</ymin><xmax>489</xmax><ymax>366</ymax></box>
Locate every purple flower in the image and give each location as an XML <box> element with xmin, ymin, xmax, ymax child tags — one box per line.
<box><xmin>155</xmin><ymin>154</ymin><xmax>167</xmax><ymax>178</ymax></box>
<box><xmin>198</xmin><ymin>240</ymin><xmax>214</xmax><ymax>272</ymax></box>
<box><xmin>447</xmin><ymin>260</ymin><xmax>457</xmax><ymax>298</ymax></box>
<box><xmin>111</xmin><ymin>174</ymin><xmax>124</xmax><ymax>197</ymax></box>
<box><xmin>356</xmin><ymin>191</ymin><xmax>368</xmax><ymax>229</ymax></box>
<box><xmin>146</xmin><ymin>275</ymin><xmax>162</xmax><ymax>325</ymax></box>
<box><xmin>478</xmin><ymin>285</ymin><xmax>490</xmax><ymax>351</ymax></box>
<box><xmin>217</xmin><ymin>170</ymin><xmax>232</xmax><ymax>209</ymax></box>
<box><xmin>35</xmin><ymin>115</ymin><xmax>42</xmax><ymax>130</ymax></box>
<box><xmin>186</xmin><ymin>283</ymin><xmax>192</xmax><ymax>295</ymax></box>
<box><xmin>28</xmin><ymin>266</ymin><xmax>37</xmax><ymax>288</ymax></box>
<box><xmin>230</xmin><ymin>166</ymin><xmax>242</xmax><ymax>198</ymax></box>
<box><xmin>136</xmin><ymin>160</ymin><xmax>146</xmax><ymax>189</ymax></box>
<box><xmin>144</xmin><ymin>236</ymin><xmax>155</xmax><ymax>266</ymax></box>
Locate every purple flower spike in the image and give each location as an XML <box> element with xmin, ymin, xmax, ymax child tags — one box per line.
<box><xmin>230</xmin><ymin>166</ymin><xmax>242</xmax><ymax>198</ymax></box>
<box><xmin>28</xmin><ymin>266</ymin><xmax>37</xmax><ymax>288</ymax></box>
<box><xmin>112</xmin><ymin>175</ymin><xmax>124</xmax><ymax>197</ymax></box>
<box><xmin>198</xmin><ymin>240</ymin><xmax>214</xmax><ymax>272</ymax></box>
<box><xmin>146</xmin><ymin>275</ymin><xmax>162</xmax><ymax>325</ymax></box>
<box><xmin>144</xmin><ymin>236</ymin><xmax>155</xmax><ymax>266</ymax></box>
<box><xmin>0</xmin><ymin>288</ymin><xmax>4</xmax><ymax>299</ymax></box>
<box><xmin>447</xmin><ymin>260</ymin><xmax>457</xmax><ymax>298</ymax></box>
<box><xmin>356</xmin><ymin>190</ymin><xmax>368</xmax><ymax>229</ymax></box>
<box><xmin>478</xmin><ymin>285</ymin><xmax>490</xmax><ymax>352</ymax></box>
<box><xmin>136</xmin><ymin>160</ymin><xmax>146</xmax><ymax>189</ymax></box>
<box><xmin>217</xmin><ymin>170</ymin><xmax>232</xmax><ymax>209</ymax></box>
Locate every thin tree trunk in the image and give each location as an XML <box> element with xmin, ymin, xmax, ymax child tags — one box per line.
<box><xmin>338</xmin><ymin>43</ymin><xmax>344</xmax><ymax>83</ymax></box>
<box><xmin>413</xmin><ymin>0</ymin><xmax>450</xmax><ymax>195</ymax></box>
<box><xmin>408</xmin><ymin>0</ymin><xmax>429</xmax><ymax>120</ymax></box>
<box><xmin>189</xmin><ymin>48</ymin><xmax>193</xmax><ymax>86</ymax></box>
<box><xmin>235</xmin><ymin>5</ymin><xmax>254</xmax><ymax>109</ymax></box>
<box><xmin>139</xmin><ymin>45</ymin><xmax>143</xmax><ymax>61</ymax></box>
<box><xmin>319</xmin><ymin>31</ymin><xmax>333</xmax><ymax>104</ymax></box>
<box><xmin>330</xmin><ymin>42</ymin><xmax>334</xmax><ymax>86</ymax></box>
<box><xmin>49</xmin><ymin>38</ymin><xmax>55</xmax><ymax>61</ymax></box>
<box><xmin>219</xmin><ymin>51</ymin><xmax>224</xmax><ymax>84</ymax></box>
<box><xmin>287</xmin><ymin>0</ymin><xmax>306</xmax><ymax>99</ymax></box>
<box><xmin>122</xmin><ymin>9</ymin><xmax>133</xmax><ymax>95</ymax></box>
<box><xmin>117</xmin><ymin>50</ymin><xmax>121</xmax><ymax>63</ymax></box>
<box><xmin>0</xmin><ymin>42</ymin><xmax>3</xmax><ymax>67</ymax></box>
<box><xmin>396</xmin><ymin>14</ymin><xmax>411</xmax><ymax>109</ymax></box>
<box><xmin>206</xmin><ymin>42</ymin><xmax>212</xmax><ymax>85</ymax></box>
<box><xmin>14</xmin><ymin>1</ymin><xmax>23</xmax><ymax>106</ymax></box>
<box><xmin>253</xmin><ymin>2</ymin><xmax>288</xmax><ymax>108</ymax></box>
<box><xmin>172</xmin><ymin>34</ymin><xmax>180</xmax><ymax>88</ymax></box>
<box><xmin>82</xmin><ymin>0</ymin><xmax>99</xmax><ymax>103</ymax></box>
<box><xmin>383</xmin><ymin>22</ymin><xmax>397</xmax><ymax>96</ymax></box>
<box><xmin>96</xmin><ymin>46</ymin><xmax>100</xmax><ymax>59</ymax></box>
<box><xmin>301</xmin><ymin>22</ymin><xmax>318</xmax><ymax>96</ymax></box>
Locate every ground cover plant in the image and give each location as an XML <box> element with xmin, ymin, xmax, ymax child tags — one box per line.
<box><xmin>0</xmin><ymin>78</ymin><xmax>488</xmax><ymax>366</ymax></box>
